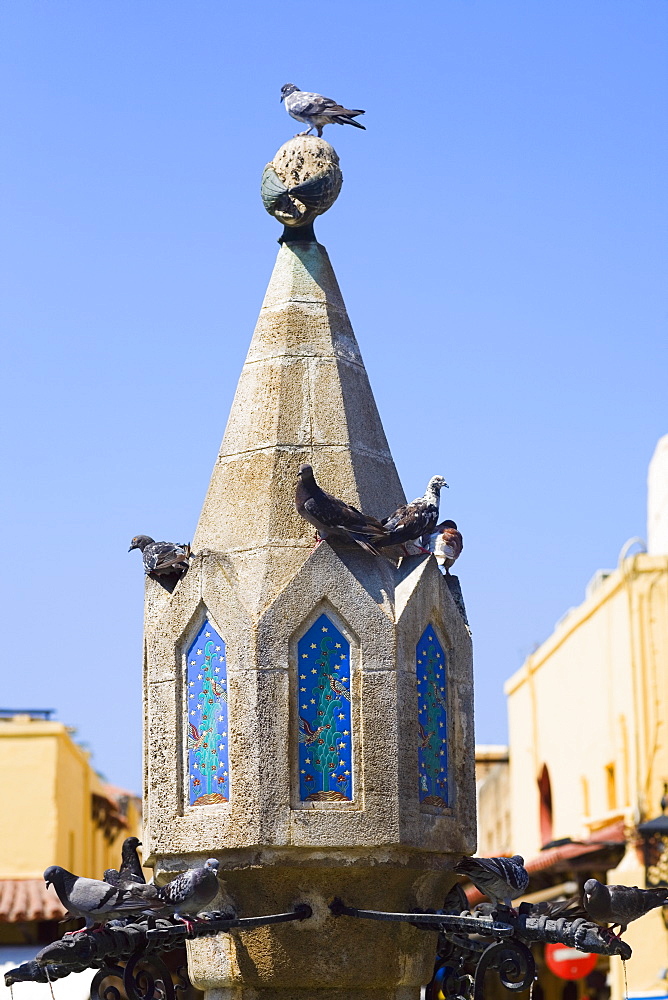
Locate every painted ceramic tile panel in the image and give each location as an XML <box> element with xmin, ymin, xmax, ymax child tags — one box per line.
<box><xmin>417</xmin><ymin>625</ymin><xmax>449</xmax><ymax>808</ymax></box>
<box><xmin>297</xmin><ymin>613</ymin><xmax>352</xmax><ymax>802</ymax></box>
<box><xmin>186</xmin><ymin>619</ymin><xmax>229</xmax><ymax>806</ymax></box>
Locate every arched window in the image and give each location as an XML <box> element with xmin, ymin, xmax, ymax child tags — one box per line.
<box><xmin>538</xmin><ymin>764</ymin><xmax>553</xmax><ymax>845</ymax></box>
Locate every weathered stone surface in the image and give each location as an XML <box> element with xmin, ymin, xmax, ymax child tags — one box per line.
<box><xmin>262</xmin><ymin>136</ymin><xmax>343</xmax><ymax>229</ymax></box>
<box><xmin>193</xmin><ymin>241</ymin><xmax>405</xmax><ymax>617</ymax></box>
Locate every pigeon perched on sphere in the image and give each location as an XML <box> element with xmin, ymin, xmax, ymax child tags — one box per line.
<box><xmin>454</xmin><ymin>855</ymin><xmax>529</xmax><ymax>907</ymax></box>
<box><xmin>129</xmin><ymin>536</ymin><xmax>191</xmax><ymax>576</ymax></box>
<box><xmin>44</xmin><ymin>865</ymin><xmax>165</xmax><ymax>929</ymax></box>
<box><xmin>583</xmin><ymin>878</ymin><xmax>668</xmax><ymax>934</ymax></box>
<box><xmin>157</xmin><ymin>858</ymin><xmax>220</xmax><ymax>923</ymax></box>
<box><xmin>295</xmin><ymin>464</ymin><xmax>387</xmax><ymax>555</ymax></box>
<box><xmin>281</xmin><ymin>84</ymin><xmax>365</xmax><ymax>137</ymax></box>
<box><xmin>374</xmin><ymin>476</ymin><xmax>449</xmax><ymax>553</ymax></box>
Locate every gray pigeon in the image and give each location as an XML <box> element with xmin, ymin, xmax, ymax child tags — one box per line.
<box><xmin>374</xmin><ymin>476</ymin><xmax>449</xmax><ymax>553</ymax></box>
<box><xmin>129</xmin><ymin>536</ymin><xmax>191</xmax><ymax>576</ymax></box>
<box><xmin>454</xmin><ymin>855</ymin><xmax>529</xmax><ymax>907</ymax></box>
<box><xmin>280</xmin><ymin>84</ymin><xmax>365</xmax><ymax>137</ymax></box>
<box><xmin>295</xmin><ymin>464</ymin><xmax>388</xmax><ymax>555</ymax></box>
<box><xmin>157</xmin><ymin>858</ymin><xmax>220</xmax><ymax>925</ymax></box>
<box><xmin>583</xmin><ymin>878</ymin><xmax>668</xmax><ymax>934</ymax></box>
<box><xmin>104</xmin><ymin>836</ymin><xmax>145</xmax><ymax>889</ymax></box>
<box><xmin>44</xmin><ymin>866</ymin><xmax>165</xmax><ymax>929</ymax></box>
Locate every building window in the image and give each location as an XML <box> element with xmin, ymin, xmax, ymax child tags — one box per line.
<box><xmin>297</xmin><ymin>613</ymin><xmax>352</xmax><ymax>802</ymax></box>
<box><xmin>538</xmin><ymin>764</ymin><xmax>553</xmax><ymax>845</ymax></box>
<box><xmin>417</xmin><ymin>626</ymin><xmax>449</xmax><ymax>808</ymax></box>
<box><xmin>186</xmin><ymin>618</ymin><xmax>229</xmax><ymax>806</ymax></box>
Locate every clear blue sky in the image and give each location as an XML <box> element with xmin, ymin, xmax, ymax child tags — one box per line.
<box><xmin>1</xmin><ymin>2</ymin><xmax>666</xmax><ymax>792</ymax></box>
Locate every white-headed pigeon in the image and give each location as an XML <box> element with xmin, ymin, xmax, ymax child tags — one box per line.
<box><xmin>374</xmin><ymin>476</ymin><xmax>448</xmax><ymax>553</ymax></box>
<box><xmin>281</xmin><ymin>84</ymin><xmax>365</xmax><ymax>137</ymax></box>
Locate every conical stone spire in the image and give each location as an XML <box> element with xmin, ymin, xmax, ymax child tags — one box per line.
<box><xmin>193</xmin><ymin>237</ymin><xmax>405</xmax><ymax>613</ymax></box>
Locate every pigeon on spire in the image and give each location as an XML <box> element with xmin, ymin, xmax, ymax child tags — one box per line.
<box><xmin>454</xmin><ymin>855</ymin><xmax>529</xmax><ymax>908</ymax></box>
<box><xmin>295</xmin><ymin>464</ymin><xmax>387</xmax><ymax>554</ymax></box>
<box><xmin>280</xmin><ymin>84</ymin><xmax>365</xmax><ymax>137</ymax></box>
<box><xmin>373</xmin><ymin>477</ymin><xmax>448</xmax><ymax>553</ymax></box>
<box><xmin>583</xmin><ymin>879</ymin><xmax>668</xmax><ymax>935</ymax></box>
<box><xmin>428</xmin><ymin>520</ymin><xmax>463</xmax><ymax>573</ymax></box>
<box><xmin>129</xmin><ymin>536</ymin><xmax>191</xmax><ymax>576</ymax></box>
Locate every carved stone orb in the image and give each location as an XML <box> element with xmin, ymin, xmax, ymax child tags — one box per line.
<box><xmin>261</xmin><ymin>136</ymin><xmax>343</xmax><ymax>229</ymax></box>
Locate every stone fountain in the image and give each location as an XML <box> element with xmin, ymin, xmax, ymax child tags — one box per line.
<box><xmin>142</xmin><ymin>134</ymin><xmax>476</xmax><ymax>1000</ymax></box>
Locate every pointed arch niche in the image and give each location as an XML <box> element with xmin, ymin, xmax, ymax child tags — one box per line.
<box><xmin>185</xmin><ymin>616</ymin><xmax>229</xmax><ymax>807</ymax></box>
<box><xmin>294</xmin><ymin>609</ymin><xmax>355</xmax><ymax>805</ymax></box>
<box><xmin>417</xmin><ymin>624</ymin><xmax>449</xmax><ymax>809</ymax></box>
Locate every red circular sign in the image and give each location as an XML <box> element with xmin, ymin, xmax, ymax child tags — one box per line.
<box><xmin>545</xmin><ymin>943</ymin><xmax>598</xmax><ymax>980</ymax></box>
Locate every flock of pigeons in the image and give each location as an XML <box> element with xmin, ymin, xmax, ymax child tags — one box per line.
<box><xmin>44</xmin><ymin>837</ymin><xmax>220</xmax><ymax>933</ymax></box>
<box><xmin>129</xmin><ymin>467</ymin><xmax>464</xmax><ymax>579</ymax></box>
<box><xmin>455</xmin><ymin>854</ymin><xmax>668</xmax><ymax>935</ymax></box>
<box><xmin>295</xmin><ymin>465</ymin><xmax>462</xmax><ymax>566</ymax></box>
<box><xmin>43</xmin><ymin>839</ymin><xmax>668</xmax><ymax>939</ymax></box>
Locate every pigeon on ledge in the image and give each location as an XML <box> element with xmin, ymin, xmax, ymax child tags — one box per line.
<box><xmin>454</xmin><ymin>855</ymin><xmax>529</xmax><ymax>907</ymax></box>
<box><xmin>129</xmin><ymin>536</ymin><xmax>191</xmax><ymax>576</ymax></box>
<box><xmin>583</xmin><ymin>878</ymin><xmax>668</xmax><ymax>935</ymax></box>
<box><xmin>374</xmin><ymin>476</ymin><xmax>449</xmax><ymax>553</ymax></box>
<box><xmin>281</xmin><ymin>84</ymin><xmax>365</xmax><ymax>137</ymax></box>
<box><xmin>295</xmin><ymin>464</ymin><xmax>387</xmax><ymax>555</ymax></box>
<box><xmin>104</xmin><ymin>837</ymin><xmax>145</xmax><ymax>889</ymax></box>
<box><xmin>157</xmin><ymin>859</ymin><xmax>220</xmax><ymax>928</ymax></box>
<box><xmin>44</xmin><ymin>866</ymin><xmax>165</xmax><ymax>929</ymax></box>
<box><xmin>429</xmin><ymin>520</ymin><xmax>463</xmax><ymax>573</ymax></box>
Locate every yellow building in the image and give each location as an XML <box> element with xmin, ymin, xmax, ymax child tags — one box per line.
<box><xmin>475</xmin><ymin>745</ymin><xmax>512</xmax><ymax>857</ymax></box>
<box><xmin>505</xmin><ymin>436</ymin><xmax>668</xmax><ymax>1000</ymax></box>
<box><xmin>0</xmin><ymin>710</ymin><xmax>141</xmax><ymax>959</ymax></box>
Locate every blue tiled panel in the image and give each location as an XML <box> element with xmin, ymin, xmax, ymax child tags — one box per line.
<box><xmin>417</xmin><ymin>626</ymin><xmax>448</xmax><ymax>808</ymax></box>
<box><xmin>186</xmin><ymin>620</ymin><xmax>229</xmax><ymax>806</ymax></box>
<box><xmin>297</xmin><ymin>614</ymin><xmax>352</xmax><ymax>802</ymax></box>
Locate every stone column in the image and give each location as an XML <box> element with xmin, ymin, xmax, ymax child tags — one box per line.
<box><xmin>143</xmin><ymin>138</ymin><xmax>475</xmax><ymax>1000</ymax></box>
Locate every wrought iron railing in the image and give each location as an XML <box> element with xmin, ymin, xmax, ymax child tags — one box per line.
<box><xmin>4</xmin><ymin>896</ymin><xmax>630</xmax><ymax>1000</ymax></box>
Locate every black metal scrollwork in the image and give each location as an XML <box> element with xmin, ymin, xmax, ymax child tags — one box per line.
<box><xmin>90</xmin><ymin>963</ymin><xmax>126</xmax><ymax>1000</ymax></box>
<box><xmin>90</xmin><ymin>955</ymin><xmax>179</xmax><ymax>1000</ymax></box>
<box><xmin>473</xmin><ymin>940</ymin><xmax>535</xmax><ymax>1000</ymax></box>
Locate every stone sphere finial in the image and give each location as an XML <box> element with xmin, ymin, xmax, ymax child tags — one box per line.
<box><xmin>261</xmin><ymin>136</ymin><xmax>342</xmax><ymax>240</ymax></box>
